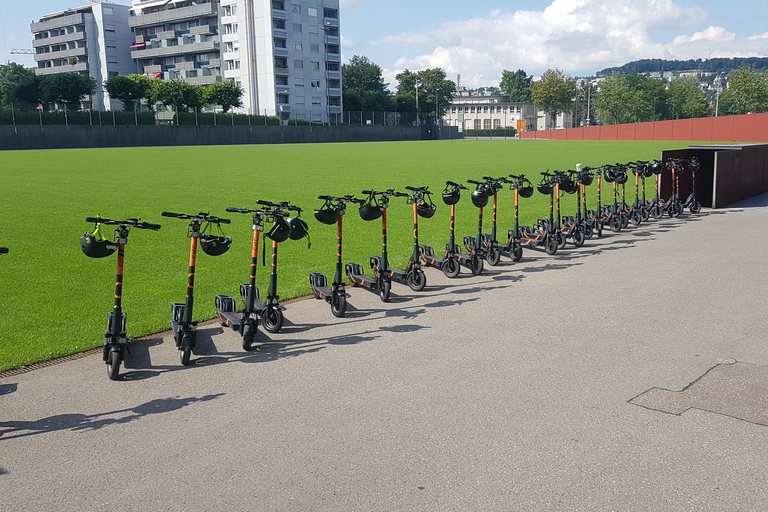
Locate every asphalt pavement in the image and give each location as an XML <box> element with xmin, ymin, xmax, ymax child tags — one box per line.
<box><xmin>2</xmin><ymin>195</ymin><xmax>768</xmax><ymax>511</ymax></box>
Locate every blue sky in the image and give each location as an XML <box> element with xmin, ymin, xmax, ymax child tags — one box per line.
<box><xmin>2</xmin><ymin>0</ymin><xmax>767</xmax><ymax>90</ymax></box>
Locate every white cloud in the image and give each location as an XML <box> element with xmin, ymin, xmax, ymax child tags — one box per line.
<box><xmin>369</xmin><ymin>0</ymin><xmax>768</xmax><ymax>89</ymax></box>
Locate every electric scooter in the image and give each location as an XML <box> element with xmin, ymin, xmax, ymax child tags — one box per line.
<box><xmin>479</xmin><ymin>176</ymin><xmax>508</xmax><ymax>265</ymax></box>
<box><xmin>507</xmin><ymin>173</ymin><xmax>558</xmax><ymax>256</ymax></box>
<box><xmin>346</xmin><ymin>189</ymin><xmax>409</xmax><ymax>302</ymax></box>
<box><xmin>310</xmin><ymin>194</ymin><xmax>364</xmax><ymax>317</ymax></box>
<box><xmin>81</xmin><ymin>216</ymin><xmax>161</xmax><ymax>380</ymax></box>
<box><xmin>419</xmin><ymin>181</ymin><xmax>483</xmax><ymax>277</ymax></box>
<box><xmin>664</xmin><ymin>159</ymin><xmax>684</xmax><ymax>218</ymax></box>
<box><xmin>161</xmin><ymin>211</ymin><xmax>231</xmax><ymax>365</ymax></box>
<box><xmin>383</xmin><ymin>185</ymin><xmax>433</xmax><ymax>291</ymax></box>
<box><xmin>461</xmin><ymin>179</ymin><xmax>491</xmax><ymax>275</ymax></box>
<box><xmin>681</xmin><ymin>156</ymin><xmax>702</xmax><ymax>213</ymax></box>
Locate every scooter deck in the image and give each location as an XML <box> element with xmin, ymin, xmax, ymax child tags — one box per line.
<box><xmin>217</xmin><ymin>309</ymin><xmax>243</xmax><ymax>331</ymax></box>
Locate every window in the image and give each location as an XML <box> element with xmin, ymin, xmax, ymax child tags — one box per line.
<box><xmin>310</xmin><ymin>80</ymin><xmax>320</xmax><ymax>89</ymax></box>
<box><xmin>292</xmin><ymin>5</ymin><xmax>301</xmax><ymax>13</ymax></box>
<box><xmin>308</xmin><ymin>7</ymin><xmax>318</xmax><ymax>17</ymax></box>
<box><xmin>483</xmin><ymin>106</ymin><xmax>488</xmax><ymax>113</ymax></box>
<box><xmin>294</xmin><ymin>78</ymin><xmax>304</xmax><ymax>86</ymax></box>
<box><xmin>470</xmin><ymin>107</ymin><xmax>475</xmax><ymax>113</ymax></box>
<box><xmin>451</xmin><ymin>107</ymin><xmax>456</xmax><ymax>113</ymax></box>
<box><xmin>474</xmin><ymin>119</ymin><xmax>481</xmax><ymax>129</ymax></box>
<box><xmin>310</xmin><ymin>43</ymin><xmax>319</xmax><ymax>53</ymax></box>
<box><xmin>310</xmin><ymin>61</ymin><xmax>319</xmax><ymax>70</ymax></box>
<box><xmin>294</xmin><ymin>43</ymin><xmax>303</xmax><ymax>51</ymax></box>
<box><xmin>312</xmin><ymin>98</ymin><xmax>321</xmax><ymax>106</ymax></box>
<box><xmin>293</xmin><ymin>23</ymin><xmax>302</xmax><ymax>33</ymax></box>
<box><xmin>493</xmin><ymin>119</ymin><xmax>501</xmax><ymax>129</ymax></box>
<box><xmin>484</xmin><ymin>119</ymin><xmax>491</xmax><ymax>129</ymax></box>
<box><xmin>294</xmin><ymin>59</ymin><xmax>303</xmax><ymax>69</ymax></box>
<box><xmin>496</xmin><ymin>106</ymin><xmax>502</xmax><ymax>113</ymax></box>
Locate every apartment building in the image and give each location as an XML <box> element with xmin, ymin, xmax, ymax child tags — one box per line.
<box><xmin>31</xmin><ymin>3</ymin><xmax>134</xmax><ymax>110</ymax></box>
<box><xmin>444</xmin><ymin>92</ymin><xmax>538</xmax><ymax>132</ymax></box>
<box><xmin>128</xmin><ymin>0</ymin><xmax>342</xmax><ymax>122</ymax></box>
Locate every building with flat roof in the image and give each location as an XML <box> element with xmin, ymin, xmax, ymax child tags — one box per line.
<box><xmin>31</xmin><ymin>3</ymin><xmax>134</xmax><ymax>110</ymax></box>
<box><xmin>443</xmin><ymin>92</ymin><xmax>538</xmax><ymax>133</ymax></box>
<box><xmin>128</xmin><ymin>0</ymin><xmax>341</xmax><ymax>122</ymax></box>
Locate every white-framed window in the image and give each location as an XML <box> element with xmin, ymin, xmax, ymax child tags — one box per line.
<box><xmin>294</xmin><ymin>59</ymin><xmax>303</xmax><ymax>69</ymax></box>
<box><xmin>308</xmin><ymin>7</ymin><xmax>318</xmax><ymax>17</ymax></box>
<box><xmin>310</xmin><ymin>43</ymin><xmax>319</xmax><ymax>53</ymax></box>
<box><xmin>294</xmin><ymin>43</ymin><xmax>302</xmax><ymax>51</ymax></box>
<box><xmin>292</xmin><ymin>5</ymin><xmax>301</xmax><ymax>13</ymax></box>
<box><xmin>293</xmin><ymin>23</ymin><xmax>302</xmax><ymax>32</ymax></box>
<box><xmin>493</xmin><ymin>119</ymin><xmax>501</xmax><ymax>129</ymax></box>
<box><xmin>484</xmin><ymin>119</ymin><xmax>491</xmax><ymax>129</ymax></box>
<box><xmin>310</xmin><ymin>61</ymin><xmax>319</xmax><ymax>70</ymax></box>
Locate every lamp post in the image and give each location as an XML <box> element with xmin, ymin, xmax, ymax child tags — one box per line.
<box><xmin>435</xmin><ymin>87</ymin><xmax>439</xmax><ymax>140</ymax></box>
<box><xmin>653</xmin><ymin>96</ymin><xmax>659</xmax><ymax>120</ymax></box>
<box><xmin>415</xmin><ymin>81</ymin><xmax>419</xmax><ymax>126</ymax></box>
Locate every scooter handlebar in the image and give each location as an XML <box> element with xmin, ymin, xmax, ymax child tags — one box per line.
<box><xmin>85</xmin><ymin>216</ymin><xmax>161</xmax><ymax>230</ymax></box>
<box><xmin>445</xmin><ymin>180</ymin><xmax>467</xmax><ymax>189</ymax></box>
<box><xmin>0</xmin><ymin>247</ymin><xmax>8</xmax><ymax>254</ymax></box>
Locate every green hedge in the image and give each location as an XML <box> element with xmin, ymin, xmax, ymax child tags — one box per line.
<box><xmin>0</xmin><ymin>108</ymin><xmax>155</xmax><ymax>126</ymax></box>
<box><xmin>175</xmin><ymin>111</ymin><xmax>280</xmax><ymax>126</ymax></box>
<box><xmin>463</xmin><ymin>128</ymin><xmax>518</xmax><ymax>137</ymax></box>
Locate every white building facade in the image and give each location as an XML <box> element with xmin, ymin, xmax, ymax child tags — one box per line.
<box><xmin>443</xmin><ymin>93</ymin><xmax>538</xmax><ymax>133</ymax></box>
<box><xmin>128</xmin><ymin>0</ymin><xmax>342</xmax><ymax>122</ymax></box>
<box><xmin>31</xmin><ymin>3</ymin><xmax>134</xmax><ymax>110</ymax></box>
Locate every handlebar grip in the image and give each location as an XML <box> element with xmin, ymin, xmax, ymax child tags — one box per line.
<box><xmin>226</xmin><ymin>207</ymin><xmax>248</xmax><ymax>213</ymax></box>
<box><xmin>317</xmin><ymin>195</ymin><xmax>332</xmax><ymax>200</ymax></box>
<box><xmin>467</xmin><ymin>179</ymin><xmax>481</xmax><ymax>184</ymax></box>
<box><xmin>138</xmin><ymin>222</ymin><xmax>162</xmax><ymax>231</ymax></box>
<box><xmin>361</xmin><ymin>190</ymin><xmax>374</xmax><ymax>195</ymax></box>
<box><xmin>85</xmin><ymin>216</ymin><xmax>101</xmax><ymax>223</ymax></box>
<box><xmin>161</xmin><ymin>211</ymin><xmax>182</xmax><ymax>218</ymax></box>
<box><xmin>215</xmin><ymin>217</ymin><xmax>231</xmax><ymax>224</ymax></box>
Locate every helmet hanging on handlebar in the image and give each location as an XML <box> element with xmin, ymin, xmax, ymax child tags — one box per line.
<box><xmin>80</xmin><ymin>224</ymin><xmax>118</xmax><ymax>258</ymax></box>
<box><xmin>314</xmin><ymin>200</ymin><xmax>340</xmax><ymax>225</ymax></box>
<box><xmin>266</xmin><ymin>217</ymin><xmax>292</xmax><ymax>242</ymax></box>
<box><xmin>359</xmin><ymin>194</ymin><xmax>383</xmax><ymax>221</ymax></box>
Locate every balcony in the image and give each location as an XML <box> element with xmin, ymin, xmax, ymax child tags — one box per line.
<box><xmin>35</xmin><ymin>62</ymin><xmax>88</xmax><ymax>75</ymax></box>
<box><xmin>272</xmin><ymin>9</ymin><xmax>287</xmax><ymax>20</ymax></box>
<box><xmin>326</xmin><ymin>70</ymin><xmax>341</xmax><ymax>80</ymax></box>
<box><xmin>329</xmin><ymin>105</ymin><xmax>342</xmax><ymax>114</ymax></box>
<box><xmin>131</xmin><ymin>40</ymin><xmax>218</xmax><ymax>59</ymax></box>
<box><xmin>273</xmin><ymin>28</ymin><xmax>287</xmax><ymax>38</ymax></box>
<box><xmin>32</xmin><ymin>30</ymin><xmax>85</xmax><ymax>48</ymax></box>
<box><xmin>327</xmin><ymin>87</ymin><xmax>341</xmax><ymax>96</ymax></box>
<box><xmin>323</xmin><ymin>17</ymin><xmax>339</xmax><ymax>28</ymax></box>
<box><xmin>156</xmin><ymin>29</ymin><xmax>179</xmax><ymax>40</ymax></box>
<box><xmin>176</xmin><ymin>61</ymin><xmax>199</xmax><ymax>70</ymax></box>
<box><xmin>273</xmin><ymin>47</ymin><xmax>288</xmax><ymax>57</ymax></box>
<box><xmin>324</xmin><ymin>35</ymin><xmax>340</xmax><ymax>45</ymax></box>
<box><xmin>326</xmin><ymin>52</ymin><xmax>340</xmax><ymax>63</ymax></box>
<box><xmin>276</xmin><ymin>86</ymin><xmax>290</xmax><ymax>94</ymax></box>
<box><xmin>144</xmin><ymin>64</ymin><xmax>165</xmax><ymax>74</ymax></box>
<box><xmin>128</xmin><ymin>3</ymin><xmax>217</xmax><ymax>27</ymax></box>
<box><xmin>190</xmin><ymin>25</ymin><xmax>214</xmax><ymax>36</ymax></box>
<box><xmin>31</xmin><ymin>13</ymin><xmax>84</xmax><ymax>33</ymax></box>
<box><xmin>187</xmin><ymin>75</ymin><xmax>222</xmax><ymax>85</ymax></box>
<box><xmin>274</xmin><ymin>66</ymin><xmax>289</xmax><ymax>76</ymax></box>
<box><xmin>35</xmin><ymin>46</ymin><xmax>87</xmax><ymax>62</ymax></box>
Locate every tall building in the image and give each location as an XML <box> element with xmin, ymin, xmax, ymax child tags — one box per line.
<box><xmin>31</xmin><ymin>3</ymin><xmax>134</xmax><ymax>110</ymax></box>
<box><xmin>129</xmin><ymin>0</ymin><xmax>342</xmax><ymax>123</ymax></box>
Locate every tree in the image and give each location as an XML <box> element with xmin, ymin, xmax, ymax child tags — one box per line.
<box><xmin>531</xmin><ymin>68</ymin><xmax>576</xmax><ymax>118</ymax></box>
<box><xmin>148</xmin><ymin>79</ymin><xmax>203</xmax><ymax>111</ymax></box>
<box><xmin>104</xmin><ymin>74</ymin><xmax>151</xmax><ymax>111</ymax></box>
<box><xmin>342</xmin><ymin>55</ymin><xmax>387</xmax><ymax>93</ymax></box>
<box><xmin>667</xmin><ymin>76</ymin><xmax>709</xmax><ymax>119</ymax></box>
<box><xmin>625</xmin><ymin>72</ymin><xmax>668</xmax><ymax>121</ymax></box>
<box><xmin>360</xmin><ymin>90</ymin><xmax>394</xmax><ymax>112</ymax></box>
<box><xmin>204</xmin><ymin>80</ymin><xmax>243</xmax><ymax>113</ymax></box>
<box><xmin>593</xmin><ymin>74</ymin><xmax>640</xmax><ymax>125</ymax></box>
<box><xmin>0</xmin><ymin>63</ymin><xmax>40</xmax><ymax>108</ymax></box>
<box><xmin>724</xmin><ymin>66</ymin><xmax>768</xmax><ymax>114</ymax></box>
<box><xmin>499</xmin><ymin>69</ymin><xmax>533</xmax><ymax>103</ymax></box>
<box><xmin>39</xmin><ymin>73</ymin><xmax>96</xmax><ymax>109</ymax></box>
<box><xmin>394</xmin><ymin>68</ymin><xmax>455</xmax><ymax>123</ymax></box>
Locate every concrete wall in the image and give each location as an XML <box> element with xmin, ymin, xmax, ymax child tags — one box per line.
<box><xmin>0</xmin><ymin>124</ymin><xmax>454</xmax><ymax>151</ymax></box>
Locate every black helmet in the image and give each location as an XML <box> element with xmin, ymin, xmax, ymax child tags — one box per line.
<box><xmin>471</xmin><ymin>189</ymin><xmax>488</xmax><ymax>208</ymax></box>
<box><xmin>579</xmin><ymin>172</ymin><xmax>594</xmax><ymax>186</ymax></box>
<box><xmin>615</xmin><ymin>171</ymin><xmax>628</xmax><ymax>184</ymax></box>
<box><xmin>80</xmin><ymin>225</ymin><xmax>118</xmax><ymax>258</ymax></box>
<box><xmin>199</xmin><ymin>234</ymin><xmax>232</xmax><ymax>256</ymax></box>
<box><xmin>359</xmin><ymin>195</ymin><xmax>383</xmax><ymax>221</ymax></box>
<box><xmin>537</xmin><ymin>181</ymin><xmax>553</xmax><ymax>195</ymax></box>
<box><xmin>690</xmin><ymin>156</ymin><xmax>700</xmax><ymax>172</ymax></box>
<box><xmin>417</xmin><ymin>202</ymin><xmax>436</xmax><ymax>219</ymax></box>
<box><xmin>266</xmin><ymin>217</ymin><xmax>292</xmax><ymax>242</ymax></box>
<box><xmin>652</xmin><ymin>161</ymin><xmax>663</xmax><ymax>175</ymax></box>
<box><xmin>288</xmin><ymin>217</ymin><xmax>309</xmax><ymax>240</ymax></box>
<box><xmin>442</xmin><ymin>188</ymin><xmax>461</xmax><ymax>205</ymax></box>
<box><xmin>519</xmin><ymin>181</ymin><xmax>534</xmax><ymax>198</ymax></box>
<box><xmin>563</xmin><ymin>179</ymin><xmax>578</xmax><ymax>194</ymax></box>
<box><xmin>604</xmin><ymin>170</ymin><xmax>616</xmax><ymax>182</ymax></box>
<box><xmin>314</xmin><ymin>205</ymin><xmax>339</xmax><ymax>225</ymax></box>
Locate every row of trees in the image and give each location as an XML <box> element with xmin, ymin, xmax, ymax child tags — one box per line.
<box><xmin>0</xmin><ymin>62</ymin><xmax>244</xmax><ymax>113</ymax></box>
<box><xmin>341</xmin><ymin>55</ymin><xmax>455</xmax><ymax>123</ymax></box>
<box><xmin>499</xmin><ymin>65</ymin><xmax>768</xmax><ymax>126</ymax></box>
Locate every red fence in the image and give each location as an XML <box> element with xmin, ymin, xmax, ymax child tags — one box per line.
<box><xmin>520</xmin><ymin>113</ymin><xmax>768</xmax><ymax>142</ymax></box>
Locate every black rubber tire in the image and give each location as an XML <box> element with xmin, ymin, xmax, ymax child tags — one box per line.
<box><xmin>407</xmin><ymin>269</ymin><xmax>427</xmax><ymax>291</ymax></box>
<box><xmin>545</xmin><ymin>235</ymin><xmax>558</xmax><ymax>255</ymax></box>
<box><xmin>331</xmin><ymin>293</ymin><xmax>347</xmax><ymax>317</ymax></box>
<box><xmin>442</xmin><ymin>257</ymin><xmax>460</xmax><ymax>278</ymax></box>
<box><xmin>262</xmin><ymin>306</ymin><xmax>284</xmax><ymax>333</ymax></box>
<box><xmin>179</xmin><ymin>334</ymin><xmax>192</xmax><ymax>365</ymax></box>
<box><xmin>556</xmin><ymin>231</ymin><xmax>566</xmax><ymax>250</ymax></box>
<box><xmin>621</xmin><ymin>215</ymin><xmax>629</xmax><ymax>229</ymax></box>
<box><xmin>107</xmin><ymin>350</ymin><xmax>121</xmax><ymax>381</ymax></box>
<box><xmin>573</xmin><ymin>229</ymin><xmax>586</xmax><ymax>248</ymax></box>
<box><xmin>690</xmin><ymin>200</ymin><xmax>701</xmax><ymax>214</ymax></box>
<box><xmin>511</xmin><ymin>244</ymin><xmax>523</xmax><ymax>262</ymax></box>
<box><xmin>242</xmin><ymin>323</ymin><xmax>254</xmax><ymax>351</ymax></box>
<box><xmin>379</xmin><ymin>279</ymin><xmax>391</xmax><ymax>302</ymax></box>
<box><xmin>650</xmin><ymin>205</ymin><xmax>663</xmax><ymax>220</ymax></box>
<box><xmin>470</xmin><ymin>256</ymin><xmax>484</xmax><ymax>276</ymax></box>
<box><xmin>486</xmin><ymin>246</ymin><xmax>501</xmax><ymax>266</ymax></box>
<box><xmin>584</xmin><ymin>225</ymin><xmax>593</xmax><ymax>240</ymax></box>
<box><xmin>641</xmin><ymin>208</ymin><xmax>650</xmax><ymax>222</ymax></box>
<box><xmin>631</xmin><ymin>210</ymin><xmax>642</xmax><ymax>226</ymax></box>
<box><xmin>609</xmin><ymin>215</ymin><xmax>622</xmax><ymax>232</ymax></box>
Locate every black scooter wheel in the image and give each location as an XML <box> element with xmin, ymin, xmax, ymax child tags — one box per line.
<box><xmin>573</xmin><ymin>229</ymin><xmax>586</xmax><ymax>248</ymax></box>
<box><xmin>442</xmin><ymin>257</ymin><xmax>460</xmax><ymax>278</ymax></box>
<box><xmin>242</xmin><ymin>323</ymin><xmax>255</xmax><ymax>351</ymax></box>
<box><xmin>470</xmin><ymin>256</ymin><xmax>484</xmax><ymax>276</ymax></box>
<box><xmin>545</xmin><ymin>236</ymin><xmax>557</xmax><ymax>255</ymax></box>
<box><xmin>641</xmin><ymin>208</ymin><xmax>650</xmax><ymax>223</ymax></box>
<box><xmin>557</xmin><ymin>232</ymin><xmax>567</xmax><ymax>250</ymax></box>
<box><xmin>486</xmin><ymin>246</ymin><xmax>501</xmax><ymax>266</ymax></box>
<box><xmin>650</xmin><ymin>205</ymin><xmax>663</xmax><ymax>220</ymax></box>
<box><xmin>690</xmin><ymin>200</ymin><xmax>701</xmax><ymax>214</ymax></box>
<box><xmin>262</xmin><ymin>307</ymin><xmax>284</xmax><ymax>333</ymax></box>
<box><xmin>180</xmin><ymin>334</ymin><xmax>192</xmax><ymax>365</ymax></box>
<box><xmin>107</xmin><ymin>350</ymin><xmax>121</xmax><ymax>381</ymax></box>
<box><xmin>331</xmin><ymin>293</ymin><xmax>347</xmax><ymax>318</ymax></box>
<box><xmin>511</xmin><ymin>243</ymin><xmax>523</xmax><ymax>262</ymax></box>
<box><xmin>585</xmin><ymin>225</ymin><xmax>594</xmax><ymax>240</ymax></box>
<box><xmin>407</xmin><ymin>269</ymin><xmax>427</xmax><ymax>292</ymax></box>
<box><xmin>379</xmin><ymin>280</ymin><xmax>391</xmax><ymax>302</ymax></box>
<box><xmin>631</xmin><ymin>210</ymin><xmax>642</xmax><ymax>226</ymax></box>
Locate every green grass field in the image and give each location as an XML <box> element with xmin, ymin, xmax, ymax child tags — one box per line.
<box><xmin>0</xmin><ymin>139</ymin><xmax>698</xmax><ymax>372</ymax></box>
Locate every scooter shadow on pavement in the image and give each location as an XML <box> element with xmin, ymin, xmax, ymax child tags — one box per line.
<box><xmin>0</xmin><ymin>393</ymin><xmax>225</xmax><ymax>441</ymax></box>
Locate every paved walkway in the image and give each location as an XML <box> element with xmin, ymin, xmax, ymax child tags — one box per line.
<box><xmin>2</xmin><ymin>202</ymin><xmax>768</xmax><ymax>511</ymax></box>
